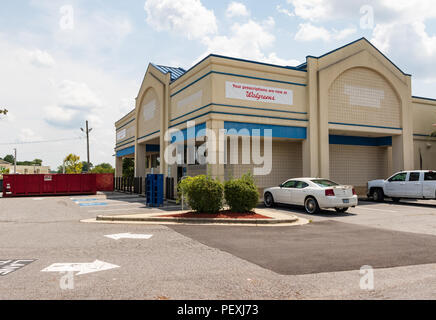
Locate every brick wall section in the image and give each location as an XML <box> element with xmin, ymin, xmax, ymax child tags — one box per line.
<box><xmin>330</xmin><ymin>145</ymin><xmax>390</xmax><ymax>191</ymax></box>
<box><xmin>329</xmin><ymin>67</ymin><xmax>401</xmax><ymax>128</ymax></box>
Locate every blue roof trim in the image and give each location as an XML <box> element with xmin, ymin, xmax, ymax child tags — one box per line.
<box><xmin>116</xmin><ymin>136</ymin><xmax>135</xmax><ymax>146</ymax></box>
<box><xmin>115</xmin><ymin>109</ymin><xmax>135</xmax><ymax>124</ymax></box>
<box><xmin>306</xmin><ymin>37</ymin><xmax>411</xmax><ymax>76</ymax></box>
<box><xmin>224</xmin><ymin>122</ymin><xmax>307</xmax><ymax>139</ymax></box>
<box><xmin>329</xmin><ymin>135</ymin><xmax>392</xmax><ymax>147</ymax></box>
<box><xmin>170</xmin><ymin>103</ymin><xmax>307</xmax><ymax>123</ymax></box>
<box><xmin>414</xmin><ymin>133</ymin><xmax>434</xmax><ymax>137</ymax></box>
<box><xmin>137</xmin><ymin>130</ymin><xmax>160</xmax><ymax>141</ymax></box>
<box><xmin>329</xmin><ymin>122</ymin><xmax>402</xmax><ymax>131</ymax></box>
<box><xmin>152</xmin><ymin>63</ymin><xmax>186</xmax><ymax>81</ymax></box>
<box><xmin>116</xmin><ymin>118</ymin><xmax>136</xmax><ymax>131</ymax></box>
<box><xmin>115</xmin><ymin>139</ymin><xmax>136</xmax><ymax>149</ymax></box>
<box><xmin>169</xmin><ymin>53</ymin><xmax>306</xmax><ymax>86</ymax></box>
<box><xmin>170</xmin><ymin>110</ymin><xmax>308</xmax><ymax>129</ymax></box>
<box><xmin>207</xmin><ymin>54</ymin><xmax>305</xmax><ymax>72</ymax></box>
<box><xmin>171</xmin><ymin>122</ymin><xmax>207</xmax><ymax>143</ymax></box>
<box><xmin>412</xmin><ymin>96</ymin><xmax>436</xmax><ymax>102</ymax></box>
<box><xmin>116</xmin><ymin>146</ymin><xmax>135</xmax><ymax>157</ymax></box>
<box><xmin>170</xmin><ymin>70</ymin><xmax>306</xmax><ymax>98</ymax></box>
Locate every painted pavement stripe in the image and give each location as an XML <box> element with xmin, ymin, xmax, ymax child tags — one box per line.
<box><xmin>79</xmin><ymin>202</ymin><xmax>108</xmax><ymax>207</ymax></box>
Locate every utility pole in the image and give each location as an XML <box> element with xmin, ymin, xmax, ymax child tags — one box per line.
<box><xmin>13</xmin><ymin>148</ymin><xmax>17</xmax><ymax>174</ymax></box>
<box><xmin>81</xmin><ymin>120</ymin><xmax>92</xmax><ymax>172</ymax></box>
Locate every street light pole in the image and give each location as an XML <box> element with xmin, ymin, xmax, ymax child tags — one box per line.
<box><xmin>13</xmin><ymin>148</ymin><xmax>17</xmax><ymax>174</ymax></box>
<box><xmin>81</xmin><ymin>120</ymin><xmax>93</xmax><ymax>172</ymax></box>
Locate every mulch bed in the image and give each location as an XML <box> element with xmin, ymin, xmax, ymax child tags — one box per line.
<box><xmin>160</xmin><ymin>210</ymin><xmax>272</xmax><ymax>219</ymax></box>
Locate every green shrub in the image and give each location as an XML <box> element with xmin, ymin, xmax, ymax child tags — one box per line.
<box><xmin>178</xmin><ymin>175</ymin><xmax>223</xmax><ymax>213</ymax></box>
<box><xmin>224</xmin><ymin>173</ymin><xmax>260</xmax><ymax>213</ymax></box>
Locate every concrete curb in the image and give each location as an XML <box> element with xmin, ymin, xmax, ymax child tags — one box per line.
<box><xmin>96</xmin><ymin>215</ymin><xmax>299</xmax><ymax>225</ymax></box>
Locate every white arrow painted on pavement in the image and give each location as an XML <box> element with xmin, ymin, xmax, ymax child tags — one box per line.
<box><xmin>41</xmin><ymin>260</ymin><xmax>119</xmax><ymax>276</ymax></box>
<box><xmin>104</xmin><ymin>233</ymin><xmax>153</xmax><ymax>240</ymax></box>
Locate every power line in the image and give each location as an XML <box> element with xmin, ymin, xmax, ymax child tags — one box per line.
<box><xmin>0</xmin><ymin>136</ymin><xmax>85</xmax><ymax>146</ymax></box>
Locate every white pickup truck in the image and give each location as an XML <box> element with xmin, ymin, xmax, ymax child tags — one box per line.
<box><xmin>367</xmin><ymin>170</ymin><xmax>436</xmax><ymax>202</ymax></box>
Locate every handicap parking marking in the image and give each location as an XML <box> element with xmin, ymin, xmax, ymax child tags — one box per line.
<box><xmin>71</xmin><ymin>198</ymin><xmax>100</xmax><ymax>202</ymax></box>
<box><xmin>0</xmin><ymin>259</ymin><xmax>36</xmax><ymax>276</ymax></box>
<box><xmin>79</xmin><ymin>202</ymin><xmax>109</xmax><ymax>207</ymax></box>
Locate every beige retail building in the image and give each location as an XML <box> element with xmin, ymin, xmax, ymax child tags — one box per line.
<box><xmin>114</xmin><ymin>38</ymin><xmax>436</xmax><ymax>195</ymax></box>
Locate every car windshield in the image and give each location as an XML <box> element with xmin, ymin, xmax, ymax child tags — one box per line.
<box><xmin>311</xmin><ymin>179</ymin><xmax>339</xmax><ymax>187</ymax></box>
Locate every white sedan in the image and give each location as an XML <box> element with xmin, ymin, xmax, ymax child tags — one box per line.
<box><xmin>263</xmin><ymin>178</ymin><xmax>358</xmax><ymax>214</ymax></box>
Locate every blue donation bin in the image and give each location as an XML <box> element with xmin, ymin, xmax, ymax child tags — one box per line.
<box><xmin>146</xmin><ymin>174</ymin><xmax>164</xmax><ymax>207</ymax></box>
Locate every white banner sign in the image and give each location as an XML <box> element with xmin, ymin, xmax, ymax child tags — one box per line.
<box><xmin>225</xmin><ymin>81</ymin><xmax>293</xmax><ymax>105</ymax></box>
<box><xmin>116</xmin><ymin>129</ymin><xmax>126</xmax><ymax>141</ymax></box>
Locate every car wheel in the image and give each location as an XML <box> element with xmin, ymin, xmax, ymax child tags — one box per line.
<box><xmin>372</xmin><ymin>188</ymin><xmax>384</xmax><ymax>202</ymax></box>
<box><xmin>304</xmin><ymin>197</ymin><xmax>320</xmax><ymax>214</ymax></box>
<box><xmin>335</xmin><ymin>207</ymin><xmax>348</xmax><ymax>213</ymax></box>
<box><xmin>264</xmin><ymin>192</ymin><xmax>275</xmax><ymax>208</ymax></box>
<box><xmin>392</xmin><ymin>197</ymin><xmax>401</xmax><ymax>203</ymax></box>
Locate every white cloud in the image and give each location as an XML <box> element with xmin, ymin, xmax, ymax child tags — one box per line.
<box><xmin>334</xmin><ymin>27</ymin><xmax>357</xmax><ymax>40</ymax></box>
<box><xmin>276</xmin><ymin>5</ymin><xmax>294</xmax><ymax>17</ymax></box>
<box><xmin>43</xmin><ymin>80</ymin><xmax>104</xmax><ymax>129</ymax></box>
<box><xmin>57</xmin><ymin>80</ymin><xmax>102</xmax><ymax>110</ymax></box>
<box><xmin>18</xmin><ymin>128</ymin><xmax>43</xmax><ymax>143</ymax></box>
<box><xmin>264</xmin><ymin>53</ymin><xmax>300</xmax><ymax>67</ymax></box>
<box><xmin>200</xmin><ymin>18</ymin><xmax>299</xmax><ymax>67</ymax></box>
<box><xmin>22</xmin><ymin>49</ymin><xmax>55</xmax><ymax>68</ymax></box>
<box><xmin>202</xmin><ymin>19</ymin><xmax>275</xmax><ymax>61</ymax></box>
<box><xmin>295</xmin><ymin>23</ymin><xmax>356</xmax><ymax>42</ymax></box>
<box><xmin>287</xmin><ymin>0</ymin><xmax>333</xmax><ymax>21</ymax></box>
<box><xmin>226</xmin><ymin>2</ymin><xmax>250</xmax><ymax>18</ymax></box>
<box><xmin>295</xmin><ymin>23</ymin><xmax>331</xmax><ymax>42</ymax></box>
<box><xmin>144</xmin><ymin>0</ymin><xmax>218</xmax><ymax>40</ymax></box>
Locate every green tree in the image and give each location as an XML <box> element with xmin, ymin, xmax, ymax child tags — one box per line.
<box><xmin>0</xmin><ymin>167</ymin><xmax>10</xmax><ymax>175</ymax></box>
<box><xmin>63</xmin><ymin>154</ymin><xmax>83</xmax><ymax>174</ymax></box>
<box><xmin>91</xmin><ymin>163</ymin><xmax>115</xmax><ymax>174</ymax></box>
<box><xmin>81</xmin><ymin>161</ymin><xmax>93</xmax><ymax>172</ymax></box>
<box><xmin>3</xmin><ymin>154</ymin><xmax>14</xmax><ymax>164</ymax></box>
<box><xmin>33</xmin><ymin>159</ymin><xmax>43</xmax><ymax>166</ymax></box>
<box><xmin>122</xmin><ymin>158</ymin><xmax>134</xmax><ymax>178</ymax></box>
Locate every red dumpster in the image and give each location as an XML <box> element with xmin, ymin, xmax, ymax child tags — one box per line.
<box><xmin>2</xmin><ymin>174</ymin><xmax>97</xmax><ymax>198</ymax></box>
<box><xmin>95</xmin><ymin>173</ymin><xmax>114</xmax><ymax>191</ymax></box>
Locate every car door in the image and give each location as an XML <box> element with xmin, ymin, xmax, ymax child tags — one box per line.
<box><xmin>405</xmin><ymin>172</ymin><xmax>422</xmax><ymax>198</ymax></box>
<box><xmin>385</xmin><ymin>172</ymin><xmax>407</xmax><ymax>197</ymax></box>
<box><xmin>276</xmin><ymin>180</ymin><xmax>296</xmax><ymax>204</ymax></box>
<box><xmin>291</xmin><ymin>181</ymin><xmax>309</xmax><ymax>205</ymax></box>
<box><xmin>423</xmin><ymin>171</ymin><xmax>436</xmax><ymax>198</ymax></box>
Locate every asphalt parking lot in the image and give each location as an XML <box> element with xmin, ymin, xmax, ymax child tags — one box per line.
<box><xmin>0</xmin><ymin>192</ymin><xmax>435</xmax><ymax>299</ymax></box>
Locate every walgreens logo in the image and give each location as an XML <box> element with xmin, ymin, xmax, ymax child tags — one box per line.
<box><xmin>226</xmin><ymin>81</ymin><xmax>293</xmax><ymax>105</ymax></box>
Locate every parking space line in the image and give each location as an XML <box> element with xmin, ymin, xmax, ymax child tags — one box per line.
<box><xmin>89</xmin><ymin>208</ymin><xmax>147</xmax><ymax>213</ymax></box>
<box><xmin>88</xmin><ymin>205</ymin><xmax>181</xmax><ymax>213</ymax></box>
<box><xmin>353</xmin><ymin>206</ymin><xmax>398</xmax><ymax>213</ymax></box>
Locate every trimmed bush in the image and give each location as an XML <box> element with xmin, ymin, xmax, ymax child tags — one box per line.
<box><xmin>224</xmin><ymin>173</ymin><xmax>259</xmax><ymax>213</ymax></box>
<box><xmin>178</xmin><ymin>175</ymin><xmax>223</xmax><ymax>214</ymax></box>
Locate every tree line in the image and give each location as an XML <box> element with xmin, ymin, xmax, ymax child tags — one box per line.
<box><xmin>57</xmin><ymin>154</ymin><xmax>114</xmax><ymax>174</ymax></box>
<box><xmin>1</xmin><ymin>154</ymin><xmax>114</xmax><ymax>174</ymax></box>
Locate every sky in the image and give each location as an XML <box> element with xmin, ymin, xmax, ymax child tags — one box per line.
<box><xmin>1</xmin><ymin>0</ymin><xmax>436</xmax><ymax>169</ymax></box>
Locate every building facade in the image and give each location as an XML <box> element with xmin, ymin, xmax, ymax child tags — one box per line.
<box><xmin>0</xmin><ymin>159</ymin><xmax>50</xmax><ymax>176</ymax></box>
<box><xmin>114</xmin><ymin>38</ymin><xmax>436</xmax><ymax>195</ymax></box>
